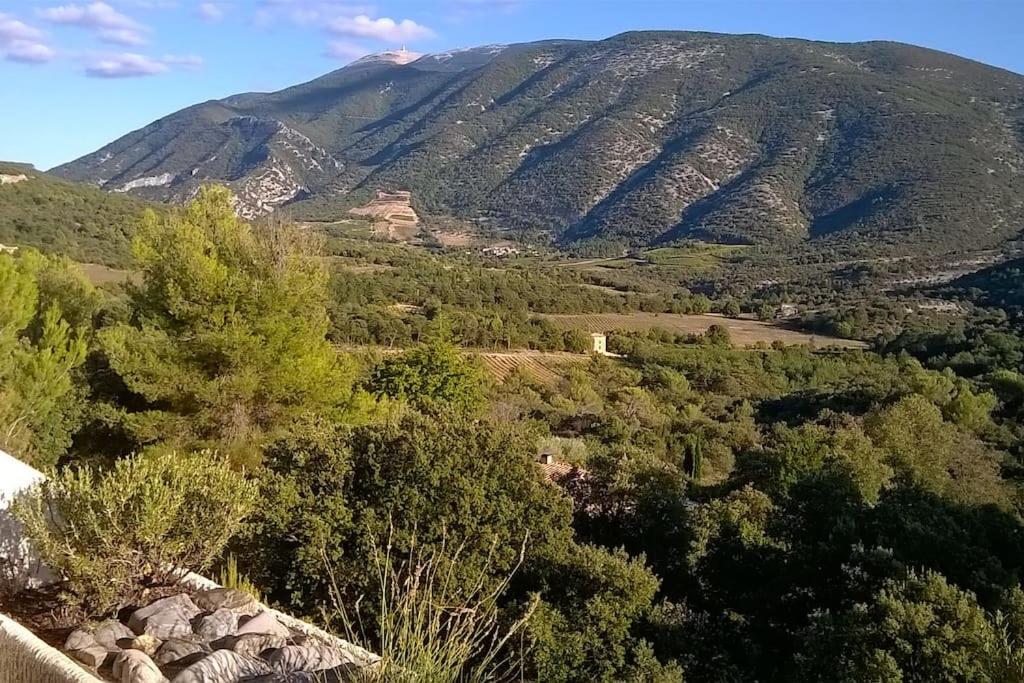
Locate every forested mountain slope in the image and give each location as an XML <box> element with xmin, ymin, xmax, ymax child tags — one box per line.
<box><xmin>0</xmin><ymin>162</ymin><xmax>154</xmax><ymax>265</ymax></box>
<box><xmin>54</xmin><ymin>31</ymin><xmax>1024</xmax><ymax>254</ymax></box>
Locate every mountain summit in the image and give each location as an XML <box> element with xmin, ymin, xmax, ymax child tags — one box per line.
<box><xmin>53</xmin><ymin>31</ymin><xmax>1024</xmax><ymax>252</ymax></box>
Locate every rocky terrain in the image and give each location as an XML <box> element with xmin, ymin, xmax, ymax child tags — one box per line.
<box><xmin>62</xmin><ymin>588</ymin><xmax>376</xmax><ymax>682</ymax></box>
<box><xmin>53</xmin><ymin>31</ymin><xmax>1024</xmax><ymax>256</ymax></box>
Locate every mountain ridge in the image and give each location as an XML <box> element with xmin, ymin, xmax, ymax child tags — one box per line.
<box><xmin>53</xmin><ymin>30</ymin><xmax>1024</xmax><ymax>254</ymax></box>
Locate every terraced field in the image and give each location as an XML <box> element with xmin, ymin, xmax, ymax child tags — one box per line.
<box><xmin>536</xmin><ymin>313</ymin><xmax>868</xmax><ymax>349</ymax></box>
<box><xmin>478</xmin><ymin>351</ymin><xmax>589</xmax><ymax>384</ymax></box>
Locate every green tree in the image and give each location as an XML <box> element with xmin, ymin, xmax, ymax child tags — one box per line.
<box><xmin>248</xmin><ymin>414</ymin><xmax>572</xmax><ymax>613</ymax></box>
<box><xmin>865</xmin><ymin>395</ymin><xmax>1007</xmax><ymax>506</ymax></box>
<box><xmin>704</xmin><ymin>324</ymin><xmax>732</xmax><ymax>348</ymax></box>
<box><xmin>752</xmin><ymin>419</ymin><xmax>892</xmax><ymax>503</ymax></box>
<box><xmin>369</xmin><ymin>338</ymin><xmax>486</xmax><ymax>415</ymax></box>
<box><xmin>0</xmin><ymin>250</ymin><xmax>88</xmax><ymax>467</ymax></box>
<box><xmin>98</xmin><ymin>186</ymin><xmax>359</xmax><ymax>462</ymax></box>
<box><xmin>798</xmin><ymin>571</ymin><xmax>1010</xmax><ymax>682</ymax></box>
<box><xmin>526</xmin><ymin>545</ymin><xmax>672</xmax><ymax>683</ymax></box>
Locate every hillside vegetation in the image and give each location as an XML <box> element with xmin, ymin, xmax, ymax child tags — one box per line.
<box><xmin>54</xmin><ymin>31</ymin><xmax>1024</xmax><ymax>256</ymax></box>
<box><xmin>3</xmin><ymin>188</ymin><xmax>1024</xmax><ymax>681</ymax></box>
<box><xmin>0</xmin><ymin>162</ymin><xmax>154</xmax><ymax>266</ymax></box>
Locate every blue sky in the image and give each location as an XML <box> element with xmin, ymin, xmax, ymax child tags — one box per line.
<box><xmin>1</xmin><ymin>0</ymin><xmax>1021</xmax><ymax>170</ymax></box>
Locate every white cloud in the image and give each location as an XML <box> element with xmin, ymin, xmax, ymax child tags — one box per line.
<box><xmin>198</xmin><ymin>2</ymin><xmax>226</xmax><ymax>22</ymax></box>
<box><xmin>40</xmin><ymin>2</ymin><xmax>148</xmax><ymax>45</ymax></box>
<box><xmin>98</xmin><ymin>27</ymin><xmax>146</xmax><ymax>44</ymax></box>
<box><xmin>84</xmin><ymin>51</ymin><xmax>202</xmax><ymax>77</ymax></box>
<box><xmin>324</xmin><ymin>39</ymin><xmax>369</xmax><ymax>61</ymax></box>
<box><xmin>85</xmin><ymin>51</ymin><xmax>166</xmax><ymax>77</ymax></box>
<box><xmin>115</xmin><ymin>0</ymin><xmax>180</xmax><ymax>8</ymax></box>
<box><xmin>252</xmin><ymin>1</ymin><xmax>377</xmax><ymax>29</ymax></box>
<box><xmin>0</xmin><ymin>12</ymin><xmax>56</xmax><ymax>65</ymax></box>
<box><xmin>328</xmin><ymin>14</ymin><xmax>434</xmax><ymax>43</ymax></box>
<box><xmin>162</xmin><ymin>53</ymin><xmax>204</xmax><ymax>69</ymax></box>
<box><xmin>5</xmin><ymin>40</ymin><xmax>57</xmax><ymax>64</ymax></box>
<box><xmin>0</xmin><ymin>12</ymin><xmax>44</xmax><ymax>43</ymax></box>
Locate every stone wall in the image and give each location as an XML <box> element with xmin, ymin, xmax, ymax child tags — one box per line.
<box><xmin>0</xmin><ymin>613</ymin><xmax>103</xmax><ymax>683</ymax></box>
<box><xmin>0</xmin><ymin>448</ymin><xmax>379</xmax><ymax>682</ymax></box>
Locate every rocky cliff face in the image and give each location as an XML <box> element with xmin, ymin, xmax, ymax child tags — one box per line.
<box><xmin>53</xmin><ymin>32</ymin><xmax>1024</xmax><ymax>254</ymax></box>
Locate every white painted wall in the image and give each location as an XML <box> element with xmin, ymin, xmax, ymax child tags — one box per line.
<box><xmin>0</xmin><ymin>449</ymin><xmax>55</xmax><ymax>590</ymax></box>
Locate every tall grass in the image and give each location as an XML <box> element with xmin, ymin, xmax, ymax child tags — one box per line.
<box><xmin>217</xmin><ymin>553</ymin><xmax>263</xmax><ymax>602</ymax></box>
<box><xmin>326</xmin><ymin>530</ymin><xmax>536</xmax><ymax>683</ymax></box>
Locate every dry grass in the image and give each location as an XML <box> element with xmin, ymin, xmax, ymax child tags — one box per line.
<box><xmin>433</xmin><ymin>231</ymin><xmax>475</xmax><ymax>248</ymax></box>
<box><xmin>79</xmin><ymin>262</ymin><xmax>135</xmax><ymax>286</ymax></box>
<box><xmin>536</xmin><ymin>313</ymin><xmax>868</xmax><ymax>348</ymax></box>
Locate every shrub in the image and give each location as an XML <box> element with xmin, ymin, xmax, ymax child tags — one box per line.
<box><xmin>13</xmin><ymin>450</ymin><xmax>257</xmax><ymax>615</ymax></box>
<box><xmin>331</xmin><ymin>532</ymin><xmax>537</xmax><ymax>683</ymax></box>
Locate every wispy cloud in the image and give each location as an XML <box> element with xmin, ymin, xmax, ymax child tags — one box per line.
<box><xmin>6</xmin><ymin>40</ymin><xmax>58</xmax><ymax>64</ymax></box>
<box><xmin>197</xmin><ymin>2</ymin><xmax>227</xmax><ymax>22</ymax></box>
<box><xmin>40</xmin><ymin>2</ymin><xmax>149</xmax><ymax>46</ymax></box>
<box><xmin>252</xmin><ymin>1</ymin><xmax>377</xmax><ymax>29</ymax></box>
<box><xmin>324</xmin><ymin>38</ymin><xmax>370</xmax><ymax>61</ymax></box>
<box><xmin>0</xmin><ymin>12</ymin><xmax>56</xmax><ymax>64</ymax></box>
<box><xmin>327</xmin><ymin>14</ymin><xmax>434</xmax><ymax>43</ymax></box>
<box><xmin>162</xmin><ymin>53</ymin><xmax>204</xmax><ymax>69</ymax></box>
<box><xmin>84</xmin><ymin>50</ymin><xmax>202</xmax><ymax>77</ymax></box>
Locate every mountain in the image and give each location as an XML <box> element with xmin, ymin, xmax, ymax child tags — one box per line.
<box><xmin>0</xmin><ymin>161</ymin><xmax>155</xmax><ymax>265</ymax></box>
<box><xmin>53</xmin><ymin>31</ymin><xmax>1024</xmax><ymax>254</ymax></box>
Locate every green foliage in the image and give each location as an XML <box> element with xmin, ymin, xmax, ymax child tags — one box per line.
<box><xmin>335</xmin><ymin>536</ymin><xmax>536</xmax><ymax>683</ymax></box>
<box><xmin>866</xmin><ymin>395</ymin><xmax>1008</xmax><ymax>506</ymax></box>
<box><xmin>369</xmin><ymin>338</ymin><xmax>486</xmax><ymax>414</ymax></box>
<box><xmin>0</xmin><ymin>162</ymin><xmax>154</xmax><ymax>266</ymax></box>
<box><xmin>217</xmin><ymin>553</ymin><xmax>262</xmax><ymax>603</ymax></box>
<box><xmin>12</xmin><ymin>449</ymin><xmax>257</xmax><ymax>615</ymax></box>
<box><xmin>247</xmin><ymin>414</ymin><xmax>572</xmax><ymax>613</ymax></box>
<box><xmin>798</xmin><ymin>571</ymin><xmax>1018</xmax><ymax>682</ymax></box>
<box><xmin>703</xmin><ymin>324</ymin><xmax>732</xmax><ymax>348</ymax></box>
<box><xmin>0</xmin><ymin>250</ymin><xmax>89</xmax><ymax>467</ymax></box>
<box><xmin>526</xmin><ymin>545</ymin><xmax>670</xmax><ymax>683</ymax></box>
<box><xmin>98</xmin><ymin>186</ymin><xmax>359</xmax><ymax>462</ymax></box>
<box><xmin>751</xmin><ymin>419</ymin><xmax>892</xmax><ymax>503</ymax></box>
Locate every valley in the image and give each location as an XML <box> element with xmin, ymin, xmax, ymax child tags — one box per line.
<box><xmin>2</xmin><ymin>15</ymin><xmax>1024</xmax><ymax>683</ymax></box>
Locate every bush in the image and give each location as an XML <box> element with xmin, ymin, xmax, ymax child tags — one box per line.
<box><xmin>13</xmin><ymin>450</ymin><xmax>257</xmax><ymax>615</ymax></box>
<box><xmin>333</xmin><ymin>533</ymin><xmax>537</xmax><ymax>683</ymax></box>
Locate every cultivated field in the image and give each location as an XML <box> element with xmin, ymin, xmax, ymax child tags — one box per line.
<box><xmin>537</xmin><ymin>313</ymin><xmax>868</xmax><ymax>349</ymax></box>
<box><xmin>349</xmin><ymin>191</ymin><xmax>420</xmax><ymax>241</ymax></box>
<box><xmin>477</xmin><ymin>350</ymin><xmax>589</xmax><ymax>384</ymax></box>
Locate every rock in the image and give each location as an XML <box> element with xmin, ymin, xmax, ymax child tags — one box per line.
<box><xmin>94</xmin><ymin>619</ymin><xmax>135</xmax><ymax>650</ymax></box>
<box><xmin>129</xmin><ymin>594</ymin><xmax>202</xmax><ymax>640</ymax></box>
<box><xmin>170</xmin><ymin>649</ymin><xmax>272</xmax><ymax>683</ymax></box>
<box><xmin>246</xmin><ymin>664</ymin><xmax>363</xmax><ymax>683</ymax></box>
<box><xmin>65</xmin><ymin>629</ymin><xmax>97</xmax><ymax>651</ymax></box>
<box><xmin>65</xmin><ymin>629</ymin><xmax>108</xmax><ymax>669</ymax></box>
<box><xmin>129</xmin><ymin>634</ymin><xmax>163</xmax><ymax>656</ymax></box>
<box><xmin>113</xmin><ymin>649</ymin><xmax>167</xmax><ymax>683</ymax></box>
<box><xmin>194</xmin><ymin>608</ymin><xmax>237</xmax><ymax>641</ymax></box>
<box><xmin>155</xmin><ymin>638</ymin><xmax>210</xmax><ymax>665</ymax></box>
<box><xmin>234</xmin><ymin>611</ymin><xmax>290</xmax><ymax>638</ymax></box>
<box><xmin>265</xmin><ymin>644</ymin><xmax>349</xmax><ymax>674</ymax></box>
<box><xmin>228</xmin><ymin>633</ymin><xmax>288</xmax><ymax>657</ymax></box>
<box><xmin>192</xmin><ymin>588</ymin><xmax>260</xmax><ymax>617</ymax></box>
